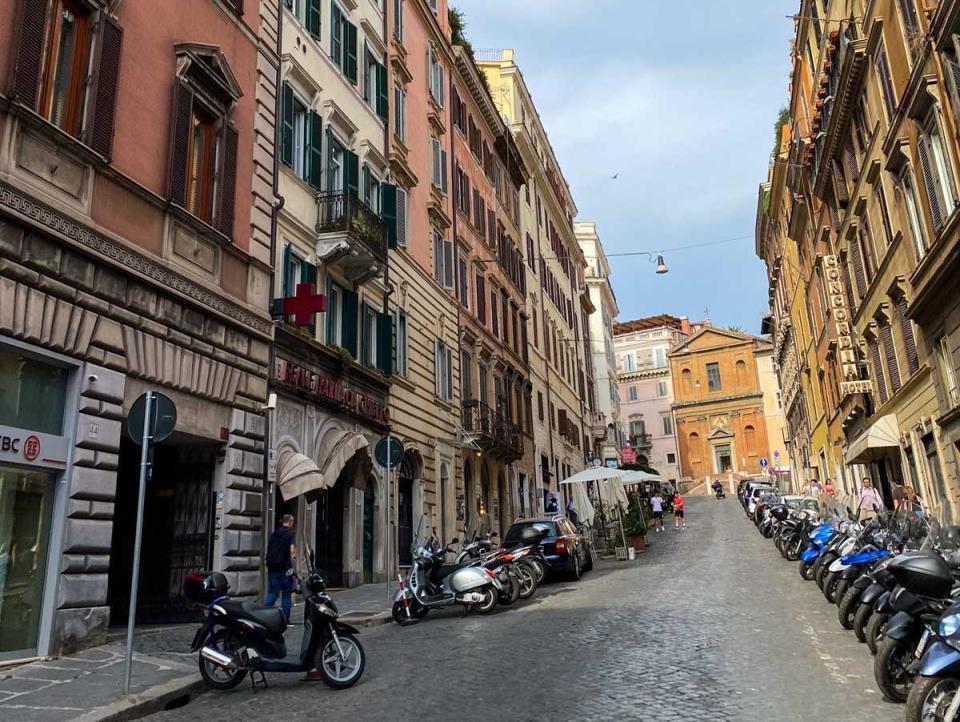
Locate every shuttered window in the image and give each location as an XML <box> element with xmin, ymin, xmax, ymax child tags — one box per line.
<box><xmin>917</xmin><ymin>135</ymin><xmax>946</xmax><ymax>231</ymax></box>
<box><xmin>895</xmin><ymin>296</ymin><xmax>921</xmax><ymax>376</ymax></box>
<box><xmin>900</xmin><ymin>167</ymin><xmax>929</xmax><ymax>260</ymax></box>
<box><xmin>14</xmin><ymin>2</ymin><xmax>123</xmax><ymax>158</ymax></box>
<box><xmin>475</xmin><ymin>272</ymin><xmax>486</xmax><ymax>323</ymax></box>
<box><xmin>850</xmin><ymin>237</ymin><xmax>867</xmax><ymax>299</ymax></box>
<box><xmin>330</xmin><ymin>3</ymin><xmax>357</xmax><ymax>83</ymax></box>
<box><xmin>880</xmin><ymin>320</ymin><xmax>902</xmax><ymax>393</ymax></box>
<box><xmin>876</xmin><ymin>46</ymin><xmax>897</xmax><ymax>122</ymax></box>
<box><xmin>431</xmin><ymin>138</ymin><xmax>448</xmax><ymax>193</ymax></box>
<box><xmin>870</xmin><ymin>340</ymin><xmax>889</xmax><ymax>404</ymax></box>
<box><xmin>943</xmin><ymin>39</ymin><xmax>960</xmax><ymax>123</ymax></box>
<box><xmin>435</xmin><ymin>341</ymin><xmax>453</xmax><ymax>401</ymax></box>
<box><xmin>433</xmin><ymin>231</ymin><xmax>453</xmax><ymax>288</ymax></box>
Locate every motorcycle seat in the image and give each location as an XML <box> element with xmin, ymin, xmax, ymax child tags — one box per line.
<box><xmin>219</xmin><ymin>600</ymin><xmax>287</xmax><ymax>634</ymax></box>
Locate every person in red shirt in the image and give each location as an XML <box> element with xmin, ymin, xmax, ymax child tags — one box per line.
<box><xmin>673</xmin><ymin>493</ymin><xmax>686</xmax><ymax>530</ymax></box>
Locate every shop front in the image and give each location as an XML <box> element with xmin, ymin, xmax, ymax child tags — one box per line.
<box><xmin>269</xmin><ymin>330</ymin><xmax>390</xmax><ymax>589</ymax></box>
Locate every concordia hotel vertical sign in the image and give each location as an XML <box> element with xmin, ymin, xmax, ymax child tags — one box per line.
<box><xmin>824</xmin><ymin>255</ymin><xmax>873</xmax><ymax>397</ymax></box>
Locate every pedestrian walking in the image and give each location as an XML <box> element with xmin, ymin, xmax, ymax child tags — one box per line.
<box><xmin>856</xmin><ymin>478</ymin><xmax>884</xmax><ymax>518</ymax></box>
<box><xmin>650</xmin><ymin>492</ymin><xmax>664</xmax><ymax>532</ymax></box>
<box><xmin>264</xmin><ymin>514</ymin><xmax>298</xmax><ymax>623</ymax></box>
<box><xmin>806</xmin><ymin>478</ymin><xmax>822</xmax><ymax>497</ymax></box>
<box><xmin>897</xmin><ymin>484</ymin><xmax>926</xmax><ymax>518</ymax></box>
<box><xmin>823</xmin><ymin>478</ymin><xmax>836</xmax><ymax>496</ymax></box>
<box><xmin>673</xmin><ymin>493</ymin><xmax>686</xmax><ymax>529</ymax></box>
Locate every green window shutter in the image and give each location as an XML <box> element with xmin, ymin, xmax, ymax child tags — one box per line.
<box><xmin>345</xmin><ymin>21</ymin><xmax>358</xmax><ymax>84</ymax></box>
<box><xmin>360</xmin><ymin>302</ymin><xmax>370</xmax><ymax>364</ymax></box>
<box><xmin>325</xmin><ymin>276</ymin><xmax>336</xmax><ymax>343</ymax></box>
<box><xmin>307</xmin><ymin>0</ymin><xmax>321</xmax><ymax>40</ymax></box>
<box><xmin>377</xmin><ymin>62</ymin><xmax>388</xmax><ymax>120</ymax></box>
<box><xmin>281</xmin><ymin>243</ymin><xmax>293</xmax><ymax>298</ymax></box>
<box><xmin>381</xmin><ymin>183</ymin><xmax>398</xmax><ymax>248</ymax></box>
<box><xmin>330</xmin><ymin>3</ymin><xmax>342</xmax><ymax>65</ymax></box>
<box><xmin>302</xmin><ymin>261</ymin><xmax>318</xmax><ymax>335</ymax></box>
<box><xmin>307</xmin><ymin>110</ymin><xmax>323</xmax><ymax>188</ymax></box>
<box><xmin>346</xmin><ymin>150</ymin><xmax>360</xmax><ymax>196</ymax></box>
<box><xmin>377</xmin><ymin>311</ymin><xmax>393</xmax><ymax>375</ymax></box>
<box><xmin>281</xmin><ymin>82</ymin><xmax>294</xmax><ymax>167</ymax></box>
<box><xmin>342</xmin><ymin>288</ymin><xmax>359</xmax><ymax>358</ymax></box>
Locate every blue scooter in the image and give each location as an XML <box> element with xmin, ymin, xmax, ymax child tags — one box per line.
<box><xmin>798</xmin><ymin>520</ymin><xmax>838</xmax><ymax>581</ymax></box>
<box><xmin>906</xmin><ymin>602</ymin><xmax>960</xmax><ymax>721</ymax></box>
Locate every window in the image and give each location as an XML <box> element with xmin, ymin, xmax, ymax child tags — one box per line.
<box><xmin>435</xmin><ymin>341</ymin><xmax>453</xmax><ymax>401</ymax></box>
<box><xmin>325</xmin><ymin>131</ymin><xmax>346</xmax><ymax>192</ymax></box>
<box><xmin>490</xmin><ymin>288</ymin><xmax>499</xmax><ymax>337</ymax></box>
<box><xmin>667</xmin><ymin>452</ymin><xmax>677</xmax><ymax>464</ymax></box>
<box><xmin>330</xmin><ymin>3</ymin><xmax>358</xmax><ymax>83</ymax></box>
<box><xmin>38</xmin><ymin>0</ymin><xmax>92</xmax><ymax>138</ymax></box>
<box><xmin>735</xmin><ymin>359</ymin><xmax>747</xmax><ymax>387</ymax></box>
<box><xmin>662</xmin><ymin>414</ymin><xmax>674</xmax><ymax>436</ymax></box>
<box><xmin>656</xmin><ymin>381</ymin><xmax>668</xmax><ymax>398</ymax></box>
<box><xmin>896</xmin><ymin>0</ymin><xmax>921</xmax><ymax>60</ymax></box>
<box><xmin>428</xmin><ymin>44</ymin><xmax>444</xmax><ymax>106</ymax></box>
<box><xmin>361</xmin><ymin>303</ymin><xmax>378</xmax><ymax>366</ymax></box>
<box><xmin>745</xmin><ymin>425</ymin><xmax>758</xmax><ymax>456</ymax></box>
<box><xmin>918</xmin><ymin>111</ymin><xmax>957</xmax><ymax>231</ymax></box>
<box><xmin>479</xmin><ymin>363</ymin><xmax>489</xmax><ymax>404</ymax></box>
<box><xmin>630</xmin><ymin>420</ymin><xmax>645</xmax><ymax>438</ymax></box>
<box><xmin>526</xmin><ymin>234</ymin><xmax>536</xmax><ymax>270</ymax></box>
<box><xmin>475</xmin><ymin>272</ymin><xmax>486</xmax><ymax>323</ymax></box>
<box><xmin>280</xmin><ymin>84</ymin><xmax>319</xmax><ymax>184</ymax></box>
<box><xmin>281</xmin><ymin>242</ymin><xmax>304</xmax><ymax>298</ymax></box>
<box><xmin>654</xmin><ymin>347</ymin><xmax>666</xmax><ymax>368</ymax></box>
<box><xmin>681</xmin><ymin>368</ymin><xmax>693</xmax><ymax>395</ymax></box>
<box><xmin>875</xmin><ymin>46</ymin><xmax>897</xmax><ymax>122</ymax></box>
<box><xmin>361</xmin><ymin>165</ymin><xmax>380</xmax><ymax>213</ymax></box>
<box><xmin>924</xmin><ymin>433</ymin><xmax>948</xmax><ymax>507</ymax></box>
<box><xmin>431</xmin><ymin>137</ymin><xmax>448</xmax><ymax>193</ymax></box>
<box><xmin>0</xmin><ymin>346</ymin><xmax>68</xmax><ymax>434</ymax></box>
<box><xmin>879</xmin><ymin>319</ymin><xmax>902</xmax><ymax>393</ymax></box>
<box><xmin>394</xmin><ymin>310</ymin><xmax>408</xmax><ymax>376</ymax></box>
<box><xmin>622</xmin><ymin>353</ymin><xmax>636</xmax><ymax>372</ymax></box>
<box><xmin>326</xmin><ymin>282</ymin><xmax>343</xmax><ymax>346</ymax></box>
<box><xmin>288</xmin><ymin>0</ymin><xmax>321</xmax><ymax>39</ymax></box>
<box><xmin>393</xmin><ymin>0</ymin><xmax>403</xmax><ymax>41</ymax></box>
<box><xmin>433</xmin><ymin>231</ymin><xmax>454</xmax><ymax>289</ymax></box>
<box><xmin>185</xmin><ymin>103</ymin><xmax>220</xmax><ymax>222</ymax></box>
<box><xmin>627</xmin><ymin>385</ymin><xmax>638</xmax><ymax>401</ymax></box>
<box><xmin>899</xmin><ymin>166</ymin><xmax>928</xmax><ymax>260</ymax></box>
<box><xmin>394</xmin><ymin>85</ymin><xmax>405</xmax><ymax>142</ymax></box>
<box><xmin>456</xmin><ymin>251</ymin><xmax>469</xmax><ymax>308</ymax></box>
<box><xmin>363</xmin><ymin>47</ymin><xmax>388</xmax><ymax>121</ymax></box>
<box><xmin>460</xmin><ymin>349</ymin><xmax>472</xmax><ymax>400</ymax></box>
<box><xmin>938</xmin><ymin>335</ymin><xmax>959</xmax><ymax>407</ymax></box>
<box><xmin>706</xmin><ymin>362</ymin><xmax>721</xmax><ymax>391</ymax></box>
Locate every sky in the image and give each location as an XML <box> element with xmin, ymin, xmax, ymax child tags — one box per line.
<box><xmin>454</xmin><ymin>0</ymin><xmax>798</xmax><ymax>332</ymax></box>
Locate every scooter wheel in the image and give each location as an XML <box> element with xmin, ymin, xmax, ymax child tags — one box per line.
<box><xmin>874</xmin><ymin>636</ymin><xmax>915</xmax><ymax>703</ymax></box>
<box><xmin>834</xmin><ymin>579</ymin><xmax>851</xmax><ymax>608</ymax></box>
<box><xmin>837</xmin><ymin>585</ymin><xmax>862</xmax><ymax>629</ymax></box>
<box><xmin>866</xmin><ymin>611</ymin><xmax>889</xmax><ymax>655</ymax></box>
<box><xmin>906</xmin><ymin>675</ymin><xmax>960</xmax><ymax>722</ymax></box>
<box><xmin>517</xmin><ymin>564</ymin><xmax>538</xmax><ymax>599</ymax></box>
<box><xmin>474</xmin><ymin>587</ymin><xmax>498</xmax><ymax>614</ymax></box>
<box><xmin>392</xmin><ymin>600</ymin><xmax>425</xmax><ymax>625</ymax></box>
<box><xmin>316</xmin><ymin>632</ymin><xmax>365</xmax><ymax>689</ymax></box>
<box><xmin>798</xmin><ymin>559</ymin><xmax>815</xmax><ymax>580</ymax></box>
<box><xmin>853</xmin><ymin>601</ymin><xmax>873</xmax><ymax>643</ymax></box>
<box><xmin>198</xmin><ymin>629</ymin><xmax>248</xmax><ymax>690</ymax></box>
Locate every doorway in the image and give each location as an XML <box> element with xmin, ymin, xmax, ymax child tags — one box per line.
<box><xmin>109</xmin><ymin>438</ymin><xmax>215</xmax><ymax>623</ymax></box>
<box><xmin>397</xmin><ymin>473</ymin><xmax>413</xmax><ymax>566</ymax></box>
<box><xmin>715</xmin><ymin>444</ymin><xmax>733</xmax><ymax>474</ymax></box>
<box><xmin>315</xmin><ymin>477</ymin><xmax>344</xmax><ymax>587</ymax></box>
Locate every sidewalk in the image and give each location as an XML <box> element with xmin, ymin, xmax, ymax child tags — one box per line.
<box><xmin>0</xmin><ymin>582</ymin><xmax>395</xmax><ymax>721</ymax></box>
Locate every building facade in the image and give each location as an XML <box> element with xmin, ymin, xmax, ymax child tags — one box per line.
<box><xmin>478</xmin><ymin>50</ymin><xmax>592</xmax><ymax>511</ymax></box>
<box><xmin>614</xmin><ymin>315</ymin><xmax>693</xmax><ymax>484</ymax></box>
<box><xmin>575</xmin><ymin>221</ymin><xmax>620</xmax><ymax>466</ymax></box>
<box><xmin>0</xmin><ymin>0</ymin><xmax>275</xmax><ymax>657</ymax></box>
<box><xmin>670</xmin><ymin>329</ymin><xmax>779</xmax><ymax>490</ymax></box>
<box><xmin>757</xmin><ymin>0</ymin><xmax>960</xmax><ymax>516</ymax></box>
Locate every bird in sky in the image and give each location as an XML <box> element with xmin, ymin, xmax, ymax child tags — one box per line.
<box><xmin>611</xmin><ymin>173</ymin><xmax>619</xmax><ymax>179</ymax></box>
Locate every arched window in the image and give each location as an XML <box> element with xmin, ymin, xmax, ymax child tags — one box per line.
<box><xmin>681</xmin><ymin>368</ymin><xmax>693</xmax><ymax>395</ymax></box>
<box><xmin>736</xmin><ymin>359</ymin><xmax>747</xmax><ymax>387</ymax></box>
<box><xmin>745</xmin><ymin>425</ymin><xmax>757</xmax><ymax>456</ymax></box>
<box><xmin>688</xmin><ymin>432</ymin><xmax>700</xmax><ymax>460</ymax></box>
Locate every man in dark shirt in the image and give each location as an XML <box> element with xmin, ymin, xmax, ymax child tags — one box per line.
<box><xmin>264</xmin><ymin>514</ymin><xmax>297</xmax><ymax>622</ymax></box>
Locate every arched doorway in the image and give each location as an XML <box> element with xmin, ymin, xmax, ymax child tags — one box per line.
<box><xmin>363</xmin><ymin>476</ymin><xmax>376</xmax><ymax>583</ymax></box>
<box><xmin>463</xmin><ymin>461</ymin><xmax>474</xmax><ymax>531</ymax></box>
<box><xmin>398</xmin><ymin>452</ymin><xmax>419</xmax><ymax>566</ymax></box>
<box><xmin>316</xmin><ymin>471</ymin><xmax>345</xmax><ymax>587</ymax></box>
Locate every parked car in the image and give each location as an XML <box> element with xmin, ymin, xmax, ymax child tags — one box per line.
<box><xmin>503</xmin><ymin>516</ymin><xmax>593</xmax><ymax>580</ymax></box>
<box><xmin>747</xmin><ymin>485</ymin><xmax>777</xmax><ymax>517</ymax></box>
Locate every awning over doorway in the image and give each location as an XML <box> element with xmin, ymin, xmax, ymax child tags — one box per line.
<box><xmin>318</xmin><ymin>431</ymin><xmax>369</xmax><ymax>482</ymax></box>
<box><xmin>844</xmin><ymin>414</ymin><xmax>901</xmax><ymax>465</ymax></box>
<box><xmin>276</xmin><ymin>451</ymin><xmax>329</xmax><ymax>500</ymax></box>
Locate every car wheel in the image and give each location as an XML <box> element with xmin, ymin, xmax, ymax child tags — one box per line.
<box><xmin>570</xmin><ymin>553</ymin><xmax>581</xmax><ymax>581</ymax></box>
<box><xmin>583</xmin><ymin>550</ymin><xmax>594</xmax><ymax>572</ymax></box>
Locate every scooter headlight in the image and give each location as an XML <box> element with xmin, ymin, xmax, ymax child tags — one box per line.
<box><xmin>941</xmin><ymin>613</ymin><xmax>960</xmax><ymax>639</ymax></box>
<box><xmin>315</xmin><ymin>602</ymin><xmax>338</xmax><ymax>618</ymax></box>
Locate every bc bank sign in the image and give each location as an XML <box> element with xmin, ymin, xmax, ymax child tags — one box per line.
<box><xmin>823</xmin><ymin>255</ymin><xmax>873</xmax><ymax>398</ymax></box>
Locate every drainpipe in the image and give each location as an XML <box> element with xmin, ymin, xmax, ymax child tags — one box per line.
<box><xmin>534</xmin><ymin>181</ymin><xmax>556</xmax><ymax>510</ymax></box>
<box><xmin>261</xmin><ymin>1</ymin><xmax>284</xmax><ymax>601</ymax></box>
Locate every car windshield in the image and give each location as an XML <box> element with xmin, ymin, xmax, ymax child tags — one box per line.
<box><xmin>505</xmin><ymin>521</ymin><xmax>556</xmax><ymax>543</ymax></box>
<box><xmin>802</xmin><ymin>499</ymin><xmax>820</xmax><ymax>511</ymax></box>
<box><xmin>784</xmin><ymin>498</ymin><xmax>803</xmax><ymax>509</ymax></box>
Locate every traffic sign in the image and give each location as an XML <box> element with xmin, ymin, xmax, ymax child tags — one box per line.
<box><xmin>773</xmin><ymin>450</ymin><xmax>781</xmax><ymax>460</ymax></box>
<box><xmin>759</xmin><ymin>457</ymin><xmax>769</xmax><ymax>468</ymax></box>
<box><xmin>374</xmin><ymin>436</ymin><xmax>404</xmax><ymax>468</ymax></box>
<box><xmin>128</xmin><ymin>392</ymin><xmax>177</xmax><ymax>444</ymax></box>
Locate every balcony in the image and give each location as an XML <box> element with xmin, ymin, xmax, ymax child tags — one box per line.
<box><xmin>630</xmin><ymin>432</ymin><xmax>653</xmax><ymax>450</ymax></box>
<box><xmin>315</xmin><ymin>191</ymin><xmax>388</xmax><ymax>283</ymax></box>
<box><xmin>462</xmin><ymin>400</ymin><xmax>524</xmax><ymax>462</ymax></box>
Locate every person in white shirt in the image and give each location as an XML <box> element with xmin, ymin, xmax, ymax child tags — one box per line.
<box><xmin>650</xmin><ymin>494</ymin><xmax>664</xmax><ymax>532</ymax></box>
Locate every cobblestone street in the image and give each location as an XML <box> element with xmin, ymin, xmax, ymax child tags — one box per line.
<box><xmin>150</xmin><ymin>497</ymin><xmax>899</xmax><ymax>721</ymax></box>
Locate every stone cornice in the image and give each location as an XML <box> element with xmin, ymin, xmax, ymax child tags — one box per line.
<box><xmin>0</xmin><ymin>182</ymin><xmax>273</xmax><ymax>338</ymax></box>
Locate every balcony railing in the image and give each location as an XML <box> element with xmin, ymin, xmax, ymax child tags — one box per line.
<box><xmin>630</xmin><ymin>432</ymin><xmax>653</xmax><ymax>449</ymax></box>
<box><xmin>316</xmin><ymin>191</ymin><xmax>388</xmax><ymax>265</ymax></box>
<box><xmin>462</xmin><ymin>399</ymin><xmax>523</xmax><ymax>461</ymax></box>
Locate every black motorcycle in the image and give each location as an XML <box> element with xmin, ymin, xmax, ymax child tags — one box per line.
<box><xmin>185</xmin><ymin>570</ymin><xmax>365</xmax><ymax>690</ymax></box>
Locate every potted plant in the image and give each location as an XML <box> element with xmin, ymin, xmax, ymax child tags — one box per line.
<box><xmin>622</xmin><ymin>498</ymin><xmax>648</xmax><ymax>553</ymax></box>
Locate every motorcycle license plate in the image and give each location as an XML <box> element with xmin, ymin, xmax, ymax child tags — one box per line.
<box><xmin>916</xmin><ymin>629</ymin><xmax>931</xmax><ymax>659</ymax></box>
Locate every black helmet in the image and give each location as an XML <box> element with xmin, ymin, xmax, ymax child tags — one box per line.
<box><xmin>770</xmin><ymin>504</ymin><xmax>789</xmax><ymax>521</ymax></box>
<box><xmin>303</xmin><ymin>572</ymin><xmax>326</xmax><ymax>594</ymax></box>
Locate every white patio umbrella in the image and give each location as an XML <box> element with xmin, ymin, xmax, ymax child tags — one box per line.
<box><xmin>619</xmin><ymin>469</ymin><xmax>662</xmax><ymax>485</ymax></box>
<box><xmin>558</xmin><ymin>466</ymin><xmax>625</xmax><ymax>484</ymax></box>
<box><xmin>569</xmin><ymin>481</ymin><xmax>595</xmax><ymax>527</ymax></box>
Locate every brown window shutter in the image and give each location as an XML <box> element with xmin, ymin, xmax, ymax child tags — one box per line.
<box><xmin>896</xmin><ymin>297</ymin><xmax>920</xmax><ymax>375</ymax></box>
<box><xmin>217</xmin><ymin>123</ymin><xmax>239</xmax><ymax>238</ymax></box>
<box><xmin>917</xmin><ymin>136</ymin><xmax>945</xmax><ymax>230</ymax></box>
<box><xmin>841</xmin><ymin>253</ymin><xmax>857</xmax><ymax>314</ymax></box>
<box><xmin>880</xmin><ymin>321</ymin><xmax>901</xmax><ymax>393</ymax></box>
<box><xmin>12</xmin><ymin>0</ymin><xmax>49</xmax><ymax>109</ymax></box>
<box><xmin>870</xmin><ymin>339</ymin><xmax>888</xmax><ymax>404</ymax></box>
<box><xmin>850</xmin><ymin>238</ymin><xmax>867</xmax><ymax>299</ymax></box>
<box><xmin>167</xmin><ymin>81</ymin><xmax>194</xmax><ymax>206</ymax></box>
<box><xmin>85</xmin><ymin>14</ymin><xmax>123</xmax><ymax>159</ymax></box>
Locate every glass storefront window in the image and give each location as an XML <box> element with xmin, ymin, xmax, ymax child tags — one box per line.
<box><xmin>0</xmin><ymin>466</ymin><xmax>54</xmax><ymax>657</ymax></box>
<box><xmin>0</xmin><ymin>346</ymin><xmax>68</xmax><ymax>435</ymax></box>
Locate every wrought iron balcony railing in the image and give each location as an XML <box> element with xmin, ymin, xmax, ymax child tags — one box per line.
<box><xmin>462</xmin><ymin>399</ymin><xmax>523</xmax><ymax>461</ymax></box>
<box><xmin>316</xmin><ymin>191</ymin><xmax>388</xmax><ymax>265</ymax></box>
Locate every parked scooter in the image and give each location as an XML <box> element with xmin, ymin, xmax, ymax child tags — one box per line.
<box><xmin>392</xmin><ymin>536</ymin><xmax>503</xmax><ymax>624</ymax></box>
<box><xmin>905</xmin><ymin>600</ymin><xmax>960</xmax><ymax>722</ymax></box>
<box><xmin>185</xmin><ymin>569</ymin><xmax>365</xmax><ymax>691</ymax></box>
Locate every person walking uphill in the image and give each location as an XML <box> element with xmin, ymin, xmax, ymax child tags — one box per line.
<box><xmin>265</xmin><ymin>514</ymin><xmax>298</xmax><ymax>623</ymax></box>
<box><xmin>673</xmin><ymin>492</ymin><xmax>686</xmax><ymax>530</ymax></box>
<box><xmin>650</xmin><ymin>492</ymin><xmax>665</xmax><ymax>533</ymax></box>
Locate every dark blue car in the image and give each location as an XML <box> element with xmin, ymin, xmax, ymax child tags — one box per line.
<box><xmin>503</xmin><ymin>516</ymin><xmax>594</xmax><ymax>580</ymax></box>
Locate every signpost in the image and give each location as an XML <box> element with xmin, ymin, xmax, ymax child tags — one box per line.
<box><xmin>123</xmin><ymin>391</ymin><xmax>176</xmax><ymax>695</ymax></box>
<box><xmin>374</xmin><ymin>436</ymin><xmax>404</xmax><ymax>607</ymax></box>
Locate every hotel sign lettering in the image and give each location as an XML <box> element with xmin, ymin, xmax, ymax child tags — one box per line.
<box><xmin>823</xmin><ymin>255</ymin><xmax>873</xmax><ymax>398</ymax></box>
<box><xmin>275</xmin><ymin>359</ymin><xmax>389</xmax><ymax>425</ymax></box>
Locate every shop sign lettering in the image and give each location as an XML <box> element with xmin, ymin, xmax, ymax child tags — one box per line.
<box><xmin>275</xmin><ymin>359</ymin><xmax>389</xmax><ymax>425</ymax></box>
<box><xmin>823</xmin><ymin>255</ymin><xmax>873</xmax><ymax>399</ymax></box>
<box><xmin>0</xmin><ymin>432</ymin><xmax>45</xmax><ymax>463</ymax></box>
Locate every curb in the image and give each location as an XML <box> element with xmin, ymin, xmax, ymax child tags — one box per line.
<box><xmin>72</xmin><ymin>675</ymin><xmax>207</xmax><ymax>722</ymax></box>
<box><xmin>341</xmin><ymin>610</ymin><xmax>392</xmax><ymax>627</ymax></box>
